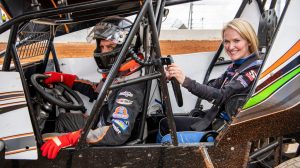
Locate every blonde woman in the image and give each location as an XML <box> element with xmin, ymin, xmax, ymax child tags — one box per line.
<box><xmin>159</xmin><ymin>18</ymin><xmax>261</xmax><ymax>143</ymax></box>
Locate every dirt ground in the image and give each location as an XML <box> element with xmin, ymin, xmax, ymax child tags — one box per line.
<box><xmin>0</xmin><ymin>40</ymin><xmax>221</xmax><ymax>64</ymax></box>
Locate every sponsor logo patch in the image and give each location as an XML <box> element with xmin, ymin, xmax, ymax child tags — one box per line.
<box><xmin>112</xmin><ymin>119</ymin><xmax>129</xmax><ymax>132</ymax></box>
<box><xmin>119</xmin><ymin>91</ymin><xmax>133</xmax><ymax>97</ymax></box>
<box><xmin>245</xmin><ymin>70</ymin><xmax>257</xmax><ymax>81</ymax></box>
<box><xmin>116</xmin><ymin>98</ymin><xmax>133</xmax><ymax>105</ymax></box>
<box><xmin>112</xmin><ymin>124</ymin><xmax>121</xmax><ymax>134</ymax></box>
<box><xmin>237</xmin><ymin>76</ymin><xmax>248</xmax><ymax>88</ymax></box>
<box><xmin>112</xmin><ymin>106</ymin><xmax>129</xmax><ymax>119</ymax></box>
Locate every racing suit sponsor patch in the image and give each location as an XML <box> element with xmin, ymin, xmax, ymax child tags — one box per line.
<box><xmin>119</xmin><ymin>91</ymin><xmax>133</xmax><ymax>97</ymax></box>
<box><xmin>112</xmin><ymin>106</ymin><xmax>129</xmax><ymax>119</ymax></box>
<box><xmin>112</xmin><ymin>124</ymin><xmax>121</xmax><ymax>134</ymax></box>
<box><xmin>116</xmin><ymin>98</ymin><xmax>133</xmax><ymax>105</ymax></box>
<box><xmin>112</xmin><ymin>119</ymin><xmax>129</xmax><ymax>132</ymax></box>
<box><xmin>245</xmin><ymin>70</ymin><xmax>257</xmax><ymax>81</ymax></box>
<box><xmin>237</xmin><ymin>75</ymin><xmax>249</xmax><ymax>88</ymax></box>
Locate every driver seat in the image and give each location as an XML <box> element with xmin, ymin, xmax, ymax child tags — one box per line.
<box><xmin>160</xmin><ymin>131</ymin><xmax>218</xmax><ymax>144</ymax></box>
<box><xmin>158</xmin><ymin>93</ymin><xmax>248</xmax><ymax>144</ymax></box>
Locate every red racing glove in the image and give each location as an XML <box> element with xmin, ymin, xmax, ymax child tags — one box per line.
<box><xmin>44</xmin><ymin>72</ymin><xmax>77</xmax><ymax>88</ymax></box>
<box><xmin>41</xmin><ymin>130</ymin><xmax>81</xmax><ymax>159</ymax></box>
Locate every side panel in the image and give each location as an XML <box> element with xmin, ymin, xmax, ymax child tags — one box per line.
<box><xmin>217</xmin><ymin>103</ymin><xmax>300</xmax><ymax>147</ymax></box>
<box><xmin>0</xmin><ymin>72</ymin><xmax>37</xmax><ymax>160</ymax></box>
<box><xmin>0</xmin><ymin>144</ymin><xmax>250</xmax><ymax>168</ymax></box>
<box><xmin>236</xmin><ymin>0</ymin><xmax>300</xmax><ymax>123</ymax></box>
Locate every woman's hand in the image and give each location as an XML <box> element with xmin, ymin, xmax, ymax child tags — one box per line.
<box><xmin>166</xmin><ymin>64</ymin><xmax>185</xmax><ymax>84</ymax></box>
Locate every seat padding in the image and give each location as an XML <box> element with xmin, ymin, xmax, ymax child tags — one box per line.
<box><xmin>160</xmin><ymin>131</ymin><xmax>215</xmax><ymax>144</ymax></box>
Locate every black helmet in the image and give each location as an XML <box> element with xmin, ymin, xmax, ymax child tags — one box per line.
<box><xmin>87</xmin><ymin>16</ymin><xmax>133</xmax><ymax>72</ymax></box>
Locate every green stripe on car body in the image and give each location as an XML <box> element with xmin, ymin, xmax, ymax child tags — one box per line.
<box><xmin>243</xmin><ymin>66</ymin><xmax>300</xmax><ymax>110</ymax></box>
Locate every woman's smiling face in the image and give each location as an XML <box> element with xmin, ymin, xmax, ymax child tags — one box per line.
<box><xmin>223</xmin><ymin>28</ymin><xmax>251</xmax><ymax>61</ymax></box>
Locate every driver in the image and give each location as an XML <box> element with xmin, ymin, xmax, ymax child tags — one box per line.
<box><xmin>41</xmin><ymin>16</ymin><xmax>146</xmax><ymax>159</ymax></box>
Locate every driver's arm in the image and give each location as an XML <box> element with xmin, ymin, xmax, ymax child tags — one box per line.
<box><xmin>43</xmin><ymin>72</ymin><xmax>101</xmax><ymax>100</ymax></box>
<box><xmin>72</xmin><ymin>79</ymin><xmax>103</xmax><ymax>100</ymax></box>
<box><xmin>206</xmin><ymin>72</ymin><xmax>227</xmax><ymax>88</ymax></box>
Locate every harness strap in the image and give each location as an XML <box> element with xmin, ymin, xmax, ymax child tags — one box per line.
<box><xmin>239</xmin><ymin>60</ymin><xmax>262</xmax><ymax>73</ymax></box>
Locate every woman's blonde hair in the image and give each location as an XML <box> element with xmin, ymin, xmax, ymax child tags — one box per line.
<box><xmin>222</xmin><ymin>18</ymin><xmax>259</xmax><ymax>55</ymax></box>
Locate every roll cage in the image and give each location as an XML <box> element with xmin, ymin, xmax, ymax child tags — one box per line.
<box><xmin>0</xmin><ymin>0</ymin><xmax>184</xmax><ymax>147</ymax></box>
<box><xmin>1</xmin><ymin>0</ymin><xmax>300</xmax><ymax>167</ymax></box>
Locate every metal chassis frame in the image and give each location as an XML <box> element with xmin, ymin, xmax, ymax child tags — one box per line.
<box><xmin>0</xmin><ymin>0</ymin><xmax>179</xmax><ymax>147</ymax></box>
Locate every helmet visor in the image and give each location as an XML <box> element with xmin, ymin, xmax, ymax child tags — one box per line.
<box><xmin>87</xmin><ymin>22</ymin><xmax>129</xmax><ymax>44</ymax></box>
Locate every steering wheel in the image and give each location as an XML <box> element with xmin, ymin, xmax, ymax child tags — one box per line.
<box><xmin>30</xmin><ymin>74</ymin><xmax>85</xmax><ymax>111</ymax></box>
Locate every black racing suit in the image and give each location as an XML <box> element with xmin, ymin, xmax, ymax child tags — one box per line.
<box><xmin>159</xmin><ymin>53</ymin><xmax>261</xmax><ymax>135</ymax></box>
<box><xmin>56</xmin><ymin>75</ymin><xmax>145</xmax><ymax>145</ymax></box>
<box><xmin>183</xmin><ymin>54</ymin><xmax>260</xmax><ymax>106</ymax></box>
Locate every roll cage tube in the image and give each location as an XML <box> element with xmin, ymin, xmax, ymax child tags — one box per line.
<box><xmin>0</xmin><ymin>0</ymin><xmax>203</xmax><ymax>35</ymax></box>
<box><xmin>102</xmin><ymin>0</ymin><xmax>168</xmax><ymax>144</ymax></box>
<box><xmin>132</xmin><ymin>0</ymin><xmax>168</xmax><ymax>144</ymax></box>
<box><xmin>77</xmin><ymin>0</ymin><xmax>178</xmax><ymax>149</ymax></box>
<box><xmin>0</xmin><ymin>1</ymin><xmax>134</xmax><ymax>34</ymax></box>
<box><xmin>42</xmin><ymin>26</ymin><xmax>61</xmax><ymax>72</ymax></box>
<box><xmin>3</xmin><ymin>25</ymin><xmax>43</xmax><ymax>145</ymax></box>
